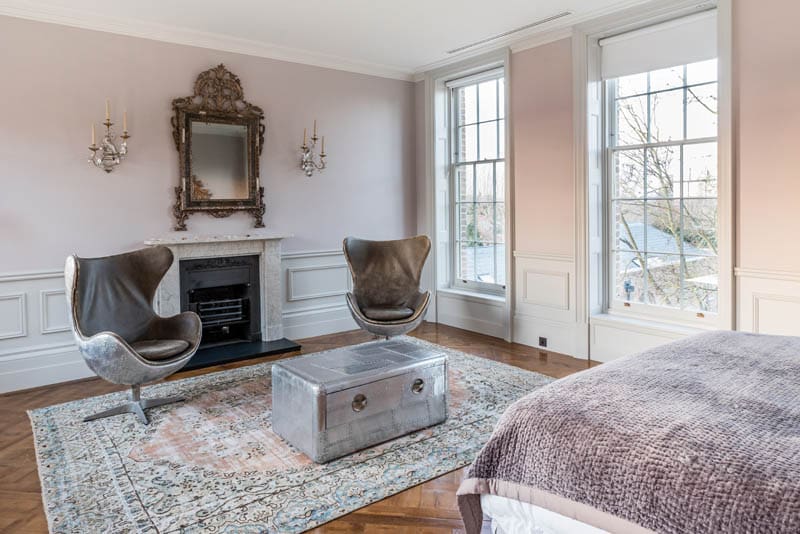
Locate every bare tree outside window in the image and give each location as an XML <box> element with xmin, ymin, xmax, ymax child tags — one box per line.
<box><xmin>609</xmin><ymin>59</ymin><xmax>718</xmax><ymax>313</ymax></box>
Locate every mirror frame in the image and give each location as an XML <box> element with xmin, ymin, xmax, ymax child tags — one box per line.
<box><xmin>171</xmin><ymin>64</ymin><xmax>266</xmax><ymax>230</ymax></box>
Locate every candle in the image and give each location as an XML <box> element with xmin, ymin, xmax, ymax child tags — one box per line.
<box><xmin>303</xmin><ymin>128</ymin><xmax>307</xmax><ymax>146</ymax></box>
<box><xmin>123</xmin><ymin>110</ymin><xmax>127</xmax><ymax>131</ymax></box>
<box><xmin>91</xmin><ymin>123</ymin><xmax>96</xmax><ymax>145</ymax></box>
<box><xmin>321</xmin><ymin>136</ymin><xmax>325</xmax><ymax>154</ymax></box>
<box><xmin>105</xmin><ymin>99</ymin><xmax>110</xmax><ymax>121</ymax></box>
<box><xmin>313</xmin><ymin>119</ymin><xmax>317</xmax><ymax>138</ymax></box>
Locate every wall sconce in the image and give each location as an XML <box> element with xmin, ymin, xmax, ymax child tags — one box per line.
<box><xmin>300</xmin><ymin>120</ymin><xmax>326</xmax><ymax>177</ymax></box>
<box><xmin>88</xmin><ymin>99</ymin><xmax>130</xmax><ymax>173</ymax></box>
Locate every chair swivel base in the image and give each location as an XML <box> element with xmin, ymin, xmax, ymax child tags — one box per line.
<box><xmin>83</xmin><ymin>385</ymin><xmax>184</xmax><ymax>425</ymax></box>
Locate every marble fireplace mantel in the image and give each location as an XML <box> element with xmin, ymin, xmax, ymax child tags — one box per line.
<box><xmin>144</xmin><ymin>232</ymin><xmax>291</xmax><ymax>342</ymax></box>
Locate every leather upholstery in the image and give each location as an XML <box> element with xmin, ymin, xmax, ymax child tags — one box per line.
<box><xmin>65</xmin><ymin>246</ymin><xmax>202</xmax><ymax>386</ymax></box>
<box><xmin>343</xmin><ymin>236</ymin><xmax>431</xmax><ymax>337</ymax></box>
<box><xmin>131</xmin><ymin>339</ymin><xmax>190</xmax><ymax>361</ymax></box>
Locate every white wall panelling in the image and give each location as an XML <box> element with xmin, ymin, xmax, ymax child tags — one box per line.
<box><xmin>0</xmin><ymin>293</ymin><xmax>27</xmax><ymax>340</ymax></box>
<box><xmin>589</xmin><ymin>314</ymin><xmax>700</xmax><ymax>362</ymax></box>
<box><xmin>0</xmin><ymin>270</ymin><xmax>89</xmax><ymax>393</ymax></box>
<box><xmin>436</xmin><ymin>290</ymin><xmax>506</xmax><ymax>340</ymax></box>
<box><xmin>280</xmin><ymin>250</ymin><xmax>357</xmax><ymax>340</ymax></box>
<box><xmin>0</xmin><ymin>250</ymin><xmax>362</xmax><ymax>393</ymax></box>
<box><xmin>736</xmin><ymin>268</ymin><xmax>800</xmax><ymax>336</ymax></box>
<box><xmin>512</xmin><ymin>252</ymin><xmax>586</xmax><ymax>356</ymax></box>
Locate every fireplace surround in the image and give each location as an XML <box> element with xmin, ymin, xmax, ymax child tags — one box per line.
<box><xmin>145</xmin><ymin>233</ymin><xmax>299</xmax><ymax>368</ymax></box>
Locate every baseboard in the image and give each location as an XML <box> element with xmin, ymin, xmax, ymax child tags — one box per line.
<box><xmin>282</xmin><ymin>305</ymin><xmax>357</xmax><ymax>340</ymax></box>
<box><xmin>0</xmin><ymin>344</ymin><xmax>91</xmax><ymax>393</ymax></box>
<box><xmin>513</xmin><ymin>314</ymin><xmax>588</xmax><ymax>359</ymax></box>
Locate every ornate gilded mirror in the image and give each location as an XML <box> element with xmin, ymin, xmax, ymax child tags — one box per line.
<box><xmin>171</xmin><ymin>64</ymin><xmax>266</xmax><ymax>230</ymax></box>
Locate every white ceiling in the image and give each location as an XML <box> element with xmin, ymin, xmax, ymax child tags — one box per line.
<box><xmin>0</xmin><ymin>0</ymin><xmax>651</xmax><ymax>79</ymax></box>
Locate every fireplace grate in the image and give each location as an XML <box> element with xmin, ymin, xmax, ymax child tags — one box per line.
<box><xmin>197</xmin><ymin>297</ymin><xmax>246</xmax><ymax>326</ymax></box>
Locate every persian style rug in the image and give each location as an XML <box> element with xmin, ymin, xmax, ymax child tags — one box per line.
<box><xmin>29</xmin><ymin>337</ymin><xmax>552</xmax><ymax>533</ymax></box>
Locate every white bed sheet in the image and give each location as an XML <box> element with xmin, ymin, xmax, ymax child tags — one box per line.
<box><xmin>481</xmin><ymin>494</ymin><xmax>608</xmax><ymax>534</ymax></box>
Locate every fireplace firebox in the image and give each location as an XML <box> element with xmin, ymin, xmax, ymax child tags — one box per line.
<box><xmin>178</xmin><ymin>254</ymin><xmax>299</xmax><ymax>369</ymax></box>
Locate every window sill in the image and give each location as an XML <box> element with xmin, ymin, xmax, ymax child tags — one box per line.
<box><xmin>437</xmin><ymin>287</ymin><xmax>506</xmax><ymax>305</ymax></box>
<box><xmin>590</xmin><ymin>313</ymin><xmax>716</xmax><ymax>338</ymax></box>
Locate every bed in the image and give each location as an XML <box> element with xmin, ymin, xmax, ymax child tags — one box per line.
<box><xmin>457</xmin><ymin>331</ymin><xmax>800</xmax><ymax>533</ymax></box>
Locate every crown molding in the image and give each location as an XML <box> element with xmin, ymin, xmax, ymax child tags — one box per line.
<box><xmin>0</xmin><ymin>2</ymin><xmax>416</xmax><ymax>81</ymax></box>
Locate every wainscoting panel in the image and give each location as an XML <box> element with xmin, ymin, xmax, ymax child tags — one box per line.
<box><xmin>589</xmin><ymin>315</ymin><xmax>700</xmax><ymax>363</ymax></box>
<box><xmin>436</xmin><ymin>290</ymin><xmax>506</xmax><ymax>340</ymax></box>
<box><xmin>281</xmin><ymin>250</ymin><xmax>356</xmax><ymax>340</ymax></box>
<box><xmin>736</xmin><ymin>268</ymin><xmax>800</xmax><ymax>336</ymax></box>
<box><xmin>512</xmin><ymin>252</ymin><xmax>586</xmax><ymax>358</ymax></box>
<box><xmin>0</xmin><ymin>270</ymin><xmax>89</xmax><ymax>393</ymax></box>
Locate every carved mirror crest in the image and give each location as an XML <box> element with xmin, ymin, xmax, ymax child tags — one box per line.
<box><xmin>171</xmin><ymin>64</ymin><xmax>266</xmax><ymax>230</ymax></box>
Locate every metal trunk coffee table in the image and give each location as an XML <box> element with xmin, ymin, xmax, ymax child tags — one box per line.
<box><xmin>271</xmin><ymin>339</ymin><xmax>448</xmax><ymax>463</ymax></box>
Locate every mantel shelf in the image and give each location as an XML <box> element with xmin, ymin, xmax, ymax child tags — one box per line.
<box><xmin>145</xmin><ymin>232</ymin><xmax>291</xmax><ymax>246</ymax></box>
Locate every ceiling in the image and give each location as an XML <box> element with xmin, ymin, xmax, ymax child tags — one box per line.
<box><xmin>0</xmin><ymin>0</ymin><xmax>652</xmax><ymax>79</ymax></box>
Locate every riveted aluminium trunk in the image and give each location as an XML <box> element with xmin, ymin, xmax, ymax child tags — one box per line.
<box><xmin>271</xmin><ymin>340</ymin><xmax>448</xmax><ymax>463</ymax></box>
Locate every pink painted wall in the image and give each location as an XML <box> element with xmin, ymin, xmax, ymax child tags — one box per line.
<box><xmin>510</xmin><ymin>39</ymin><xmax>575</xmax><ymax>257</ymax></box>
<box><xmin>733</xmin><ymin>0</ymin><xmax>800</xmax><ymax>272</ymax></box>
<box><xmin>0</xmin><ymin>16</ymin><xmax>416</xmax><ymax>272</ymax></box>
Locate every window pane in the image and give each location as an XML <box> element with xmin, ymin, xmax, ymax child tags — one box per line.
<box><xmin>498</xmin><ymin>78</ymin><xmax>505</xmax><ymax>119</ymax></box>
<box><xmin>457</xmin><ymin>242</ymin><xmax>475</xmax><ymax>280</ymax></box>
<box><xmin>495</xmin><ymin>162</ymin><xmax>505</xmax><ymax>202</ymax></box>
<box><xmin>495</xmin><ymin>244</ymin><xmax>506</xmax><ymax>286</ymax></box>
<box><xmin>650</xmin><ymin>88</ymin><xmax>684</xmax><ymax>143</ymax></box>
<box><xmin>686</xmin><ymin>83</ymin><xmax>717</xmax><ymax>139</ymax></box>
<box><xmin>495</xmin><ymin>203</ymin><xmax>506</xmax><ymax>244</ymax></box>
<box><xmin>683</xmin><ymin>143</ymin><xmax>717</xmax><ymax>198</ymax></box>
<box><xmin>478</xmin><ymin>80</ymin><xmax>498</xmax><ymax>122</ymax></box>
<box><xmin>614</xmin><ymin>249</ymin><xmax>645</xmax><ymax>303</ymax></box>
<box><xmin>475</xmin><ymin>243</ymin><xmax>496</xmax><ymax>284</ymax></box>
<box><xmin>457</xmin><ymin>165</ymin><xmax>474</xmax><ymax>202</ymax></box>
<box><xmin>479</xmin><ymin>121</ymin><xmax>498</xmax><ymax>160</ymax></box>
<box><xmin>646</xmin><ymin>253</ymin><xmax>682</xmax><ymax>308</ymax></box>
<box><xmin>475</xmin><ymin>163</ymin><xmax>493</xmax><ymax>201</ymax></box>
<box><xmin>683</xmin><ymin>255</ymin><xmax>718</xmax><ymax>312</ymax></box>
<box><xmin>458</xmin><ymin>203</ymin><xmax>475</xmax><ymax>243</ymax></box>
<box><xmin>617</xmin><ymin>72</ymin><xmax>648</xmax><ymax>98</ymax></box>
<box><xmin>615</xmin><ymin>95</ymin><xmax>648</xmax><ymax>146</ymax></box>
<box><xmin>683</xmin><ymin>199</ymin><xmax>717</xmax><ymax>255</ymax></box>
<box><xmin>475</xmin><ymin>203</ymin><xmax>495</xmax><ymax>243</ymax></box>
<box><xmin>646</xmin><ymin>146</ymin><xmax>680</xmax><ymax>198</ymax></box>
<box><xmin>460</xmin><ymin>85</ymin><xmax>477</xmax><ymax>125</ymax></box>
<box><xmin>459</xmin><ymin>124</ymin><xmax>477</xmax><ymax>162</ymax></box>
<box><xmin>613</xmin><ymin>149</ymin><xmax>644</xmax><ymax>199</ymax></box>
<box><xmin>687</xmin><ymin>59</ymin><xmax>717</xmax><ymax>85</ymax></box>
<box><xmin>646</xmin><ymin>200</ymin><xmax>682</xmax><ymax>253</ymax></box>
<box><xmin>614</xmin><ymin>201</ymin><xmax>645</xmax><ymax>252</ymax></box>
<box><xmin>649</xmin><ymin>65</ymin><xmax>685</xmax><ymax>92</ymax></box>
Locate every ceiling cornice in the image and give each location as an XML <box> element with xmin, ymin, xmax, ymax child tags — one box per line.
<box><xmin>0</xmin><ymin>2</ymin><xmax>417</xmax><ymax>81</ymax></box>
<box><xmin>1</xmin><ymin>0</ymin><xmax>665</xmax><ymax>83</ymax></box>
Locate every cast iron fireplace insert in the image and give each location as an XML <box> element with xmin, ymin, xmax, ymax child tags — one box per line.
<box><xmin>179</xmin><ymin>255</ymin><xmax>299</xmax><ymax>370</ymax></box>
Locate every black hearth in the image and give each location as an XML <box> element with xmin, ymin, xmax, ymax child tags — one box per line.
<box><xmin>179</xmin><ymin>255</ymin><xmax>300</xmax><ymax>370</ymax></box>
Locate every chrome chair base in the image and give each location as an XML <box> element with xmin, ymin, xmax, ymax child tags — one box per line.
<box><xmin>83</xmin><ymin>385</ymin><xmax>184</xmax><ymax>425</ymax></box>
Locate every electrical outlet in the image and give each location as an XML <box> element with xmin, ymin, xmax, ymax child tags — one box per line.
<box><xmin>538</xmin><ymin>336</ymin><xmax>547</xmax><ymax>348</ymax></box>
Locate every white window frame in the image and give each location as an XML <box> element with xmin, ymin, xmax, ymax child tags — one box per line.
<box><xmin>604</xmin><ymin>66</ymin><xmax>720</xmax><ymax>324</ymax></box>
<box><xmin>581</xmin><ymin>2</ymin><xmax>734</xmax><ymax>332</ymax></box>
<box><xmin>446</xmin><ymin>68</ymin><xmax>507</xmax><ymax>295</ymax></box>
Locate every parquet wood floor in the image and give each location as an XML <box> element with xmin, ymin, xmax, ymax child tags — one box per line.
<box><xmin>0</xmin><ymin>322</ymin><xmax>596</xmax><ymax>533</ymax></box>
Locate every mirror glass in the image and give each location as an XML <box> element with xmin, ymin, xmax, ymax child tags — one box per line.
<box><xmin>190</xmin><ymin>121</ymin><xmax>249</xmax><ymax>200</ymax></box>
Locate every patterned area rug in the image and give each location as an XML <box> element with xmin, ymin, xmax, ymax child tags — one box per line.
<box><xmin>29</xmin><ymin>336</ymin><xmax>552</xmax><ymax>533</ymax></box>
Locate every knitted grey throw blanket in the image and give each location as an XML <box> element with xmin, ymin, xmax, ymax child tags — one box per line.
<box><xmin>458</xmin><ymin>331</ymin><xmax>800</xmax><ymax>533</ymax></box>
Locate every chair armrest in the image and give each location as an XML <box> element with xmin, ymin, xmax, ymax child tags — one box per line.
<box><xmin>146</xmin><ymin>312</ymin><xmax>203</xmax><ymax>346</ymax></box>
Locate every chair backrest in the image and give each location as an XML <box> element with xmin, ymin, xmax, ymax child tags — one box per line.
<box><xmin>65</xmin><ymin>246</ymin><xmax>173</xmax><ymax>342</ymax></box>
<box><xmin>343</xmin><ymin>236</ymin><xmax>430</xmax><ymax>308</ymax></box>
